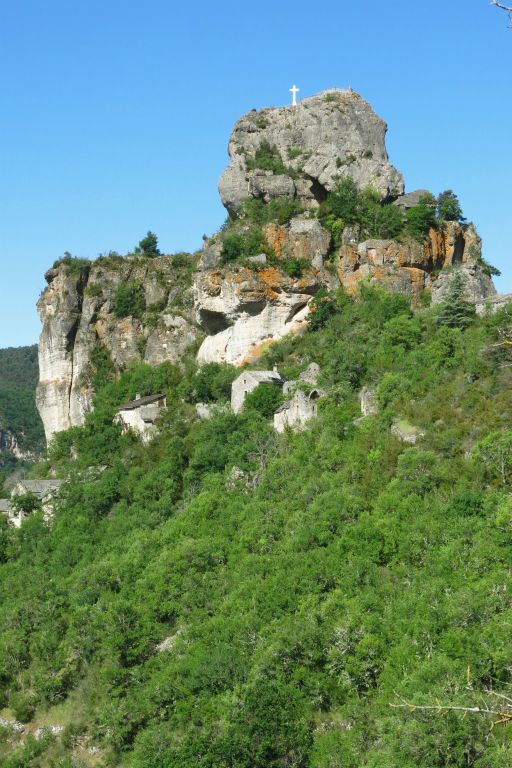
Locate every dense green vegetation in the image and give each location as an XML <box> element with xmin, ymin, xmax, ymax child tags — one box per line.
<box><xmin>0</xmin><ymin>346</ymin><xmax>44</xmax><ymax>462</ymax></box>
<box><xmin>1</xmin><ymin>284</ymin><xmax>512</xmax><ymax>767</ymax></box>
<box><xmin>318</xmin><ymin>179</ymin><xmax>464</xmax><ymax>246</ymax></box>
<box><xmin>112</xmin><ymin>281</ymin><xmax>147</xmax><ymax>319</ymax></box>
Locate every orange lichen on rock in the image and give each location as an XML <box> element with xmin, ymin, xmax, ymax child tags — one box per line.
<box><xmin>264</xmin><ymin>224</ymin><xmax>287</xmax><ymax>257</ymax></box>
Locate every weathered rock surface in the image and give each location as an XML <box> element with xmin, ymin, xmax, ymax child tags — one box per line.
<box><xmin>431</xmin><ymin>261</ymin><xmax>496</xmax><ymax>306</ymax></box>
<box><xmin>219</xmin><ymin>89</ymin><xmax>404</xmax><ymax>216</ymax></box>
<box><xmin>195</xmin><ymin>266</ymin><xmax>319</xmax><ymax>365</ymax></box>
<box><xmin>37</xmin><ymin>256</ymin><xmax>198</xmax><ymax>443</ymax></box>
<box><xmin>265</xmin><ymin>216</ymin><xmax>331</xmax><ymax>269</ymax></box>
<box><xmin>336</xmin><ymin>222</ymin><xmax>491</xmax><ymax>305</ymax></box>
<box><xmin>0</xmin><ymin>428</ymin><xmax>31</xmax><ymax>460</ymax></box>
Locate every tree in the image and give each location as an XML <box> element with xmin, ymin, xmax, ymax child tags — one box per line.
<box><xmin>405</xmin><ymin>193</ymin><xmax>437</xmax><ymax>241</ymax></box>
<box><xmin>112</xmin><ymin>281</ymin><xmax>146</xmax><ymax>318</ymax></box>
<box><xmin>11</xmin><ymin>492</ymin><xmax>41</xmax><ymax>515</ymax></box>
<box><xmin>135</xmin><ymin>231</ymin><xmax>161</xmax><ymax>258</ymax></box>
<box><xmin>437</xmin><ymin>190</ymin><xmax>465</xmax><ymax>223</ymax></box>
<box><xmin>243</xmin><ymin>383</ymin><xmax>283</xmax><ymax>418</ymax></box>
<box><xmin>473</xmin><ymin>430</ymin><xmax>512</xmax><ymax>485</ymax></box>
<box><xmin>436</xmin><ymin>270</ymin><xmax>476</xmax><ymax>329</ymax></box>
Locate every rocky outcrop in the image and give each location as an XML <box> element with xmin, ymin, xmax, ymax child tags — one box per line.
<box><xmin>219</xmin><ymin>89</ymin><xmax>404</xmax><ymax>216</ymax></box>
<box><xmin>36</xmin><ymin>89</ymin><xmax>500</xmax><ymax>445</ymax></box>
<box><xmin>431</xmin><ymin>261</ymin><xmax>496</xmax><ymax>306</ymax></box>
<box><xmin>37</xmin><ymin>256</ymin><xmax>198</xmax><ymax>443</ymax></box>
<box><xmin>336</xmin><ymin>222</ymin><xmax>490</xmax><ymax>304</ymax></box>
<box><xmin>195</xmin><ymin>266</ymin><xmax>319</xmax><ymax>365</ymax></box>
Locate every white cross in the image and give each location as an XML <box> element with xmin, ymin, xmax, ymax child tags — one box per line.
<box><xmin>289</xmin><ymin>84</ymin><xmax>299</xmax><ymax>106</ymax></box>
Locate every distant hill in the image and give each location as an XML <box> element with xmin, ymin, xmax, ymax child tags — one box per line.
<box><xmin>0</xmin><ymin>345</ymin><xmax>45</xmax><ymax>456</ymax></box>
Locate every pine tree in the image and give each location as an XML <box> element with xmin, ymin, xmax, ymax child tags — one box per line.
<box><xmin>436</xmin><ymin>269</ymin><xmax>476</xmax><ymax>329</ymax></box>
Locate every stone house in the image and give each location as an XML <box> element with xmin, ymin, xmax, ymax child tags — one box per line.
<box><xmin>114</xmin><ymin>393</ymin><xmax>167</xmax><ymax>442</ymax></box>
<box><xmin>231</xmin><ymin>370</ymin><xmax>284</xmax><ymax>414</ymax></box>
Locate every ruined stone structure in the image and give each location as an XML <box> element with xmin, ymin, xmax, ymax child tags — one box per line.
<box><xmin>274</xmin><ymin>389</ymin><xmax>323</xmax><ymax>433</ymax></box>
<box><xmin>3</xmin><ymin>479</ymin><xmax>65</xmax><ymax>527</ymax></box>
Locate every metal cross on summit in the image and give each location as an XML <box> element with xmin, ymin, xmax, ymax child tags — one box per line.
<box><xmin>289</xmin><ymin>84</ymin><xmax>299</xmax><ymax>106</ymax></box>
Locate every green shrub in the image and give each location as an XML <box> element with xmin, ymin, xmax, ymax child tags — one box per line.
<box><xmin>12</xmin><ymin>493</ymin><xmax>41</xmax><ymax>515</ymax></box>
<box><xmin>243</xmin><ymin>383</ymin><xmax>284</xmax><ymax>418</ymax></box>
<box><xmin>241</xmin><ymin>197</ymin><xmax>302</xmax><ymax>226</ymax></box>
<box><xmin>221</xmin><ymin>227</ymin><xmax>265</xmax><ymax>263</ymax></box>
<box><xmin>319</xmin><ymin>178</ymin><xmax>405</xmax><ymax>244</ymax></box>
<box><xmin>171</xmin><ymin>251</ymin><xmax>191</xmax><ymax>269</ymax></box>
<box><xmin>246</xmin><ymin>141</ymin><xmax>290</xmax><ymax>176</ymax></box>
<box><xmin>52</xmin><ymin>253</ymin><xmax>91</xmax><ymax>274</ymax></box>
<box><xmin>85</xmin><ymin>282</ymin><xmax>102</xmax><ymax>297</ymax></box>
<box><xmin>405</xmin><ymin>194</ymin><xmax>437</xmax><ymax>241</ymax></box>
<box><xmin>188</xmin><ymin>363</ymin><xmax>237</xmax><ymax>403</ymax></box>
<box><xmin>307</xmin><ymin>289</ymin><xmax>341</xmax><ymax>332</ymax></box>
<box><xmin>473</xmin><ymin>430</ymin><xmax>512</xmax><ymax>486</ymax></box>
<box><xmin>9</xmin><ymin>690</ymin><xmax>37</xmax><ymax>723</ymax></box>
<box><xmin>112</xmin><ymin>281</ymin><xmax>146</xmax><ymax>318</ymax></box>
<box><xmin>279</xmin><ymin>257</ymin><xmax>310</xmax><ymax>278</ymax></box>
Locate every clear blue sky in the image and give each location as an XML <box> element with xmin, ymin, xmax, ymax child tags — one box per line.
<box><xmin>0</xmin><ymin>0</ymin><xmax>510</xmax><ymax>347</ymax></box>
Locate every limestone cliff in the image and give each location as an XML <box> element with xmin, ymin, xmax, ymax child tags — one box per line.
<box><xmin>335</xmin><ymin>222</ymin><xmax>495</xmax><ymax>305</ymax></box>
<box><xmin>37</xmin><ymin>255</ymin><xmax>198</xmax><ymax>443</ymax></box>
<box><xmin>36</xmin><ymin>88</ymin><xmax>502</xmax><ymax>444</ymax></box>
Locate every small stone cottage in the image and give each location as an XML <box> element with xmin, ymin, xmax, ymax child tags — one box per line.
<box><xmin>114</xmin><ymin>393</ymin><xmax>167</xmax><ymax>442</ymax></box>
<box><xmin>231</xmin><ymin>370</ymin><xmax>284</xmax><ymax>414</ymax></box>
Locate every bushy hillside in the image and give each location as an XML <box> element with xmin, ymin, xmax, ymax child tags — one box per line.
<box><xmin>1</xmin><ymin>287</ymin><xmax>512</xmax><ymax>767</ymax></box>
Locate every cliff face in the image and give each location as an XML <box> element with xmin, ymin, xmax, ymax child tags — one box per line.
<box><xmin>36</xmin><ymin>89</ymin><xmax>500</xmax><ymax>444</ymax></box>
<box><xmin>37</xmin><ymin>256</ymin><xmax>198</xmax><ymax>443</ymax></box>
<box><xmin>336</xmin><ymin>222</ymin><xmax>495</xmax><ymax>305</ymax></box>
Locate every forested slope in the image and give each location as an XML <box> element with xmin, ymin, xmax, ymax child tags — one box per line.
<box><xmin>0</xmin><ymin>346</ymin><xmax>44</xmax><ymax>451</ymax></box>
<box><xmin>1</xmin><ymin>287</ymin><xmax>512</xmax><ymax>767</ymax></box>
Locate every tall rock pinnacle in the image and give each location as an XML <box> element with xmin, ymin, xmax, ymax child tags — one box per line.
<box><xmin>218</xmin><ymin>88</ymin><xmax>404</xmax><ymax>216</ymax></box>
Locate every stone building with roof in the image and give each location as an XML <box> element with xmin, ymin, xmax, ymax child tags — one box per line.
<box><xmin>114</xmin><ymin>393</ymin><xmax>167</xmax><ymax>442</ymax></box>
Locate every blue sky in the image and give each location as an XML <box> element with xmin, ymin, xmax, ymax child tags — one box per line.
<box><xmin>0</xmin><ymin>0</ymin><xmax>510</xmax><ymax>346</ymax></box>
